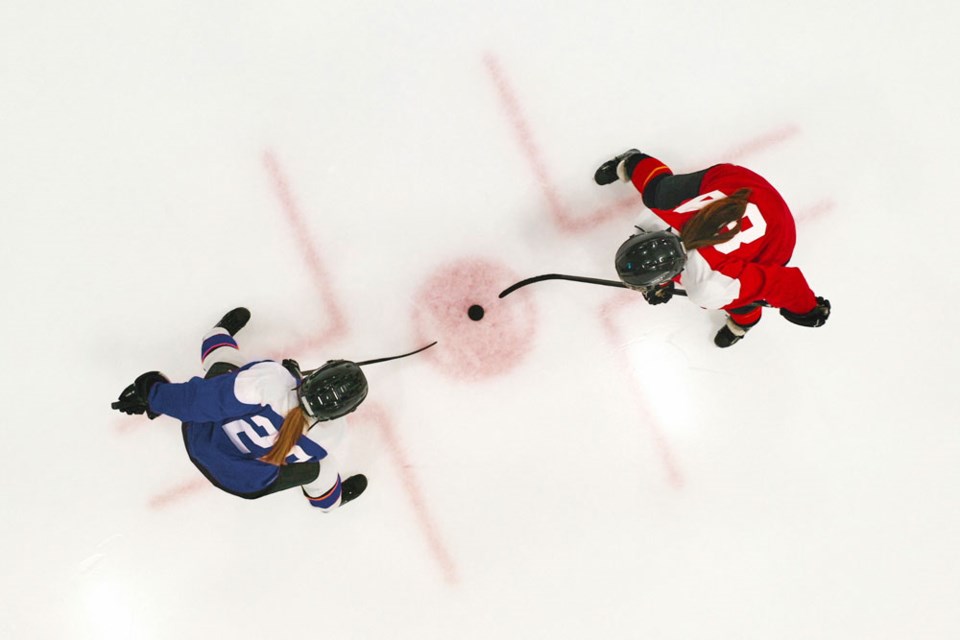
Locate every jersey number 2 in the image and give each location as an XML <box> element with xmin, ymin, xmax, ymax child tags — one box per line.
<box><xmin>223</xmin><ymin>416</ymin><xmax>312</xmax><ymax>463</ymax></box>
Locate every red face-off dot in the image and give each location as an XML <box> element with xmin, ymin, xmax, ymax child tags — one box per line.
<box><xmin>412</xmin><ymin>257</ymin><xmax>538</xmax><ymax>380</ymax></box>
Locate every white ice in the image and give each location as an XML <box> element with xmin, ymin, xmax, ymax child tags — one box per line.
<box><xmin>1</xmin><ymin>2</ymin><xmax>959</xmax><ymax>639</ymax></box>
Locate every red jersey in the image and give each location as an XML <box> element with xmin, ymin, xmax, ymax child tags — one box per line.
<box><xmin>629</xmin><ymin>157</ymin><xmax>817</xmax><ymax>313</ymax></box>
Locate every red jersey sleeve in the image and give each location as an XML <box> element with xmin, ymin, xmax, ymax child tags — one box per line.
<box><xmin>682</xmin><ymin>251</ymin><xmax>817</xmax><ymax>312</ymax></box>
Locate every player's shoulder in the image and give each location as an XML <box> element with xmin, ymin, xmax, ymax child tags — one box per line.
<box><xmin>234</xmin><ymin>360</ymin><xmax>298</xmax><ymax>405</ymax></box>
<box><xmin>703</xmin><ymin>164</ymin><xmax>791</xmax><ymax>217</ymax></box>
<box><xmin>239</xmin><ymin>360</ymin><xmax>293</xmax><ymax>378</ymax></box>
<box><xmin>704</xmin><ymin>164</ymin><xmax>777</xmax><ymax>194</ymax></box>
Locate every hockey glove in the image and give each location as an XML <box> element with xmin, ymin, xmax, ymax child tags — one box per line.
<box><xmin>281</xmin><ymin>358</ymin><xmax>302</xmax><ymax>381</ymax></box>
<box><xmin>594</xmin><ymin>149</ymin><xmax>641</xmax><ymax>185</ymax></box>
<box><xmin>642</xmin><ymin>281</ymin><xmax>675</xmax><ymax>306</ymax></box>
<box><xmin>111</xmin><ymin>371</ymin><xmax>169</xmax><ymax>419</ymax></box>
<box><xmin>779</xmin><ymin>297</ymin><xmax>831</xmax><ymax>327</ymax></box>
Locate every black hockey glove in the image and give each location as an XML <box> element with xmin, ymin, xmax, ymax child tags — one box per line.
<box><xmin>642</xmin><ymin>282</ymin><xmax>675</xmax><ymax>306</ymax></box>
<box><xmin>780</xmin><ymin>297</ymin><xmax>831</xmax><ymax>327</ymax></box>
<box><xmin>111</xmin><ymin>371</ymin><xmax>169</xmax><ymax>419</ymax></box>
<box><xmin>281</xmin><ymin>358</ymin><xmax>302</xmax><ymax>381</ymax></box>
<box><xmin>594</xmin><ymin>149</ymin><xmax>642</xmax><ymax>185</ymax></box>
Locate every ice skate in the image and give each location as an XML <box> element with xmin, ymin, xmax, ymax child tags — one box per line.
<box><xmin>714</xmin><ymin>317</ymin><xmax>753</xmax><ymax>348</ymax></box>
<box><xmin>340</xmin><ymin>474</ymin><xmax>368</xmax><ymax>505</ymax></box>
<box><xmin>594</xmin><ymin>148</ymin><xmax>641</xmax><ymax>185</ymax></box>
<box><xmin>215</xmin><ymin>307</ymin><xmax>251</xmax><ymax>336</ymax></box>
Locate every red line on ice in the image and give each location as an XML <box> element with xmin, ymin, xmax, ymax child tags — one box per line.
<box><xmin>796</xmin><ymin>198</ymin><xmax>835</xmax><ymax>223</ymax></box>
<box><xmin>483</xmin><ymin>53</ymin><xmax>639</xmax><ymax>232</ymax></box>
<box><xmin>353</xmin><ymin>402</ymin><xmax>459</xmax><ymax>585</ymax></box>
<box><xmin>262</xmin><ymin>150</ymin><xmax>348</xmax><ymax>347</ymax></box>
<box><xmin>717</xmin><ymin>124</ymin><xmax>801</xmax><ymax>164</ymax></box>
<box><xmin>149</xmin><ymin>477</ymin><xmax>208</xmax><ymax>510</ymax></box>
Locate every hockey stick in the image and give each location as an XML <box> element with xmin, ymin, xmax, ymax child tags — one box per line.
<box><xmin>355</xmin><ymin>341</ymin><xmax>438</xmax><ymax>367</ymax></box>
<box><xmin>498</xmin><ymin>273</ymin><xmax>770</xmax><ymax>307</ymax></box>
<box><xmin>498</xmin><ymin>274</ymin><xmax>688</xmax><ymax>299</ymax></box>
<box><xmin>300</xmin><ymin>341</ymin><xmax>438</xmax><ymax>375</ymax></box>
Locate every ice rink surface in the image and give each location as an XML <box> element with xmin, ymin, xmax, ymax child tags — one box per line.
<box><xmin>2</xmin><ymin>1</ymin><xmax>959</xmax><ymax>638</ymax></box>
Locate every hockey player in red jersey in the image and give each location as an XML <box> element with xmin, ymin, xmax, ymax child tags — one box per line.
<box><xmin>595</xmin><ymin>149</ymin><xmax>830</xmax><ymax>347</ymax></box>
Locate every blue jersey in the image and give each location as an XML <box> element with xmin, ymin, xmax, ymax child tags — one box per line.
<box><xmin>148</xmin><ymin>361</ymin><xmax>329</xmax><ymax>494</ymax></box>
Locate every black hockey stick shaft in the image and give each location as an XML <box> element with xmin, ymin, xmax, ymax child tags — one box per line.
<box><xmin>301</xmin><ymin>341</ymin><xmax>438</xmax><ymax>375</ymax></box>
<box><xmin>355</xmin><ymin>341</ymin><xmax>438</xmax><ymax>366</ymax></box>
<box><xmin>498</xmin><ymin>273</ymin><xmax>771</xmax><ymax>307</ymax></box>
<box><xmin>498</xmin><ymin>273</ymin><xmax>688</xmax><ymax>298</ymax></box>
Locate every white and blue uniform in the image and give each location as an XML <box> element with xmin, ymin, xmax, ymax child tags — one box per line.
<box><xmin>146</xmin><ymin>328</ymin><xmax>344</xmax><ymax>510</ymax></box>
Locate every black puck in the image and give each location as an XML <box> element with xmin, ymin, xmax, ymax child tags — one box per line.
<box><xmin>467</xmin><ymin>304</ymin><xmax>485</xmax><ymax>321</ymax></box>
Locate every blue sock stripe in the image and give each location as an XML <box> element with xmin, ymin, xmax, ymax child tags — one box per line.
<box><xmin>306</xmin><ymin>477</ymin><xmax>342</xmax><ymax>509</ymax></box>
<box><xmin>201</xmin><ymin>334</ymin><xmax>239</xmax><ymax>361</ymax></box>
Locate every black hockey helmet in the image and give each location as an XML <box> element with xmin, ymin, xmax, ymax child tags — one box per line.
<box><xmin>294</xmin><ymin>341</ymin><xmax>437</xmax><ymax>422</ymax></box>
<box><xmin>297</xmin><ymin>360</ymin><xmax>369</xmax><ymax>421</ymax></box>
<box><xmin>614</xmin><ymin>230</ymin><xmax>686</xmax><ymax>290</ymax></box>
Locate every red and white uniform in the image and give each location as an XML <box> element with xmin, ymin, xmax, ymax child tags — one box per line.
<box><xmin>629</xmin><ymin>156</ymin><xmax>817</xmax><ymax>322</ymax></box>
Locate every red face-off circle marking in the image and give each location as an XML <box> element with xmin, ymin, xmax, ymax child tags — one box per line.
<box><xmin>412</xmin><ymin>257</ymin><xmax>538</xmax><ymax>380</ymax></box>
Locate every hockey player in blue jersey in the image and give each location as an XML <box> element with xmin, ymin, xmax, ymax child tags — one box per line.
<box><xmin>111</xmin><ymin>308</ymin><xmax>369</xmax><ymax>510</ymax></box>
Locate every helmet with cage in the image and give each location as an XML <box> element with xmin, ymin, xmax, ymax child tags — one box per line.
<box><xmin>297</xmin><ymin>360</ymin><xmax>368</xmax><ymax>421</ymax></box>
<box><xmin>614</xmin><ymin>230</ymin><xmax>686</xmax><ymax>290</ymax></box>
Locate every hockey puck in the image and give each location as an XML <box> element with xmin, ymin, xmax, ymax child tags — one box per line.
<box><xmin>412</xmin><ymin>257</ymin><xmax>537</xmax><ymax>379</ymax></box>
<box><xmin>467</xmin><ymin>305</ymin><xmax>485</xmax><ymax>321</ymax></box>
